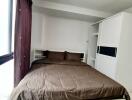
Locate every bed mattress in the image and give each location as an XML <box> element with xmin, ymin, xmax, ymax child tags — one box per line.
<box><xmin>10</xmin><ymin>60</ymin><xmax>130</xmax><ymax>100</ymax></box>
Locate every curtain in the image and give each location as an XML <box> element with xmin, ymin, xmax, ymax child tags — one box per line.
<box><xmin>14</xmin><ymin>0</ymin><xmax>32</xmax><ymax>87</ymax></box>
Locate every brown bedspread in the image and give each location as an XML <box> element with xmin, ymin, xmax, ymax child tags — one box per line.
<box><xmin>10</xmin><ymin>60</ymin><xmax>130</xmax><ymax>100</ymax></box>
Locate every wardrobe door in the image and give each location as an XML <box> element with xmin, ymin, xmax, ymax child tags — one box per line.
<box><xmin>96</xmin><ymin>54</ymin><xmax>117</xmax><ymax>79</ymax></box>
<box><xmin>98</xmin><ymin>14</ymin><xmax>122</xmax><ymax>47</ymax></box>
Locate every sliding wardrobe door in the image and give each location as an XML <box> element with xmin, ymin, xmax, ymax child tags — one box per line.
<box><xmin>98</xmin><ymin>14</ymin><xmax>122</xmax><ymax>47</ymax></box>
<box><xmin>96</xmin><ymin>53</ymin><xmax>117</xmax><ymax>79</ymax></box>
<box><xmin>95</xmin><ymin>14</ymin><xmax>123</xmax><ymax>80</ymax></box>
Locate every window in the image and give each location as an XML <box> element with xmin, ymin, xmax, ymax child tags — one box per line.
<box><xmin>0</xmin><ymin>0</ymin><xmax>13</xmax><ymax>64</ymax></box>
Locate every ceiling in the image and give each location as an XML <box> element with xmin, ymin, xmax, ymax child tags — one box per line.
<box><xmin>33</xmin><ymin>6</ymin><xmax>103</xmax><ymax>22</ymax></box>
<box><xmin>43</xmin><ymin>0</ymin><xmax>132</xmax><ymax>13</ymax></box>
<box><xmin>33</xmin><ymin>0</ymin><xmax>132</xmax><ymax>22</ymax></box>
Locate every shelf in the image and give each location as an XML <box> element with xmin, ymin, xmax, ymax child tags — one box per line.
<box><xmin>35</xmin><ymin>56</ymin><xmax>46</xmax><ymax>59</ymax></box>
<box><xmin>33</xmin><ymin>49</ymin><xmax>45</xmax><ymax>60</ymax></box>
<box><xmin>90</xmin><ymin>57</ymin><xmax>96</xmax><ymax>61</ymax></box>
<box><xmin>35</xmin><ymin>55</ymin><xmax>45</xmax><ymax>57</ymax></box>
<box><xmin>93</xmin><ymin>33</ymin><xmax>98</xmax><ymax>36</ymax></box>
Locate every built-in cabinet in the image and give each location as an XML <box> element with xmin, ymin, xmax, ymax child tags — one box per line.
<box><xmin>95</xmin><ymin>13</ymin><xmax>122</xmax><ymax>79</ymax></box>
<box><xmin>95</xmin><ymin>12</ymin><xmax>132</xmax><ymax>92</ymax></box>
<box><xmin>98</xmin><ymin>15</ymin><xmax>122</xmax><ymax>47</ymax></box>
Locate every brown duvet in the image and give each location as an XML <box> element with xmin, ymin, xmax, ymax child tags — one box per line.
<box><xmin>10</xmin><ymin>60</ymin><xmax>130</xmax><ymax>100</ymax></box>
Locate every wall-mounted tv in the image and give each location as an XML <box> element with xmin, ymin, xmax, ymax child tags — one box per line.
<box><xmin>97</xmin><ymin>46</ymin><xmax>117</xmax><ymax>57</ymax></box>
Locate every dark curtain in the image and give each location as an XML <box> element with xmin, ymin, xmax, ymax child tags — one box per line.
<box><xmin>14</xmin><ymin>0</ymin><xmax>32</xmax><ymax>87</ymax></box>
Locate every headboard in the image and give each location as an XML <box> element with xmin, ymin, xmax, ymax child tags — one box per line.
<box><xmin>43</xmin><ymin>50</ymin><xmax>84</xmax><ymax>59</ymax></box>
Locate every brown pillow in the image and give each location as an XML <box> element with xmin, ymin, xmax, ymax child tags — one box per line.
<box><xmin>47</xmin><ymin>51</ymin><xmax>65</xmax><ymax>61</ymax></box>
<box><xmin>65</xmin><ymin>52</ymin><xmax>81</xmax><ymax>61</ymax></box>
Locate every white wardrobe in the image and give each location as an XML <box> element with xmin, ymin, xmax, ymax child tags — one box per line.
<box><xmin>95</xmin><ymin>12</ymin><xmax>132</xmax><ymax>92</ymax></box>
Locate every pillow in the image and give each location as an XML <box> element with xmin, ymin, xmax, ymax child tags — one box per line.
<box><xmin>65</xmin><ymin>52</ymin><xmax>82</xmax><ymax>61</ymax></box>
<box><xmin>47</xmin><ymin>51</ymin><xmax>65</xmax><ymax>61</ymax></box>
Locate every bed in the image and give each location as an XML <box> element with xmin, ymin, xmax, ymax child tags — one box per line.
<box><xmin>10</xmin><ymin>51</ymin><xmax>130</xmax><ymax>100</ymax></box>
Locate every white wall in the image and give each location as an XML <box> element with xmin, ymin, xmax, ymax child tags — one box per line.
<box><xmin>31</xmin><ymin>12</ymin><xmax>44</xmax><ymax>62</ymax></box>
<box><xmin>116</xmin><ymin>12</ymin><xmax>132</xmax><ymax>92</ymax></box>
<box><xmin>31</xmin><ymin>12</ymin><xmax>44</xmax><ymax>49</ymax></box>
<box><xmin>43</xmin><ymin>16</ymin><xmax>89</xmax><ymax>52</ymax></box>
<box><xmin>31</xmin><ymin>11</ymin><xmax>91</xmax><ymax>62</ymax></box>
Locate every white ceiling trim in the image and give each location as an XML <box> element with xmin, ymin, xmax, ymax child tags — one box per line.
<box><xmin>33</xmin><ymin>0</ymin><xmax>112</xmax><ymax>18</ymax></box>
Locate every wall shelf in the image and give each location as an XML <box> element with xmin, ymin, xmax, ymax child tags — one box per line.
<box><xmin>33</xmin><ymin>49</ymin><xmax>45</xmax><ymax>60</ymax></box>
<box><xmin>90</xmin><ymin>57</ymin><xmax>96</xmax><ymax>61</ymax></box>
<box><xmin>93</xmin><ymin>33</ymin><xmax>98</xmax><ymax>36</ymax></box>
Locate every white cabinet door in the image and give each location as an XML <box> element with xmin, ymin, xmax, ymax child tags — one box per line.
<box><xmin>98</xmin><ymin>14</ymin><xmax>123</xmax><ymax>47</ymax></box>
<box><xmin>95</xmin><ymin>54</ymin><xmax>117</xmax><ymax>80</ymax></box>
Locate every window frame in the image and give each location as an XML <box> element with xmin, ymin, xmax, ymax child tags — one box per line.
<box><xmin>0</xmin><ymin>0</ymin><xmax>13</xmax><ymax>65</ymax></box>
<box><xmin>0</xmin><ymin>53</ymin><xmax>13</xmax><ymax>65</ymax></box>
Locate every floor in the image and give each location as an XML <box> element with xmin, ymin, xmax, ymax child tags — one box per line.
<box><xmin>0</xmin><ymin>60</ymin><xmax>14</xmax><ymax>100</ymax></box>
